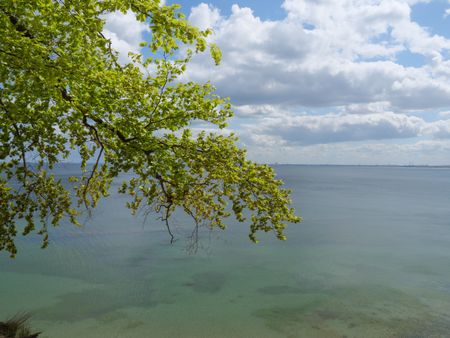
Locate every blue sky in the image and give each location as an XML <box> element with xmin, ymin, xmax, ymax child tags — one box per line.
<box><xmin>104</xmin><ymin>0</ymin><xmax>450</xmax><ymax>165</ymax></box>
<box><xmin>168</xmin><ymin>0</ymin><xmax>287</xmax><ymax>20</ymax></box>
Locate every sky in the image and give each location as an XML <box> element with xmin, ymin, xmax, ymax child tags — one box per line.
<box><xmin>103</xmin><ymin>0</ymin><xmax>450</xmax><ymax>165</ymax></box>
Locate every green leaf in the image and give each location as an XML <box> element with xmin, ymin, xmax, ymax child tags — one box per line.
<box><xmin>0</xmin><ymin>0</ymin><xmax>300</xmax><ymax>257</ymax></box>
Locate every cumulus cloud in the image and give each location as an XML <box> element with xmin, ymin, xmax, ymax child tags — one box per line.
<box><xmin>233</xmin><ymin>104</ymin><xmax>291</xmax><ymax>117</ymax></box>
<box><xmin>246</xmin><ymin>112</ymin><xmax>425</xmax><ymax>145</ymax></box>
<box><xmin>99</xmin><ymin>1</ymin><xmax>450</xmax><ymax>164</ymax></box>
<box><xmin>188</xmin><ymin>3</ymin><xmax>221</xmax><ymax>30</ymax></box>
<box><xmin>340</xmin><ymin>102</ymin><xmax>393</xmax><ymax>115</ymax></box>
<box><xmin>244</xmin><ymin>139</ymin><xmax>450</xmax><ymax>166</ymax></box>
<box><xmin>101</xmin><ymin>11</ymin><xmax>148</xmax><ymax>64</ymax></box>
<box><xmin>182</xmin><ymin>1</ymin><xmax>450</xmax><ymax>110</ymax></box>
<box><xmin>423</xmin><ymin>119</ymin><xmax>450</xmax><ymax>138</ymax></box>
<box><xmin>438</xmin><ymin>111</ymin><xmax>450</xmax><ymax>118</ymax></box>
<box><xmin>173</xmin><ymin>0</ymin><xmax>450</xmax><ymax>164</ymax></box>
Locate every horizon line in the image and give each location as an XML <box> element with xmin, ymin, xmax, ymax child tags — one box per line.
<box><xmin>47</xmin><ymin>162</ymin><xmax>450</xmax><ymax>168</ymax></box>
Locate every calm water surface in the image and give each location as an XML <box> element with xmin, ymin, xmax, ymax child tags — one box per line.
<box><xmin>1</xmin><ymin>165</ymin><xmax>450</xmax><ymax>337</ymax></box>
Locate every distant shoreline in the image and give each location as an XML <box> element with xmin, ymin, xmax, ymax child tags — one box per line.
<box><xmin>30</xmin><ymin>162</ymin><xmax>450</xmax><ymax>169</ymax></box>
<box><xmin>270</xmin><ymin>164</ymin><xmax>450</xmax><ymax>168</ymax></box>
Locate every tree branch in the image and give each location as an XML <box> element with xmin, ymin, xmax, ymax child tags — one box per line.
<box><xmin>82</xmin><ymin>145</ymin><xmax>104</xmax><ymax>212</ymax></box>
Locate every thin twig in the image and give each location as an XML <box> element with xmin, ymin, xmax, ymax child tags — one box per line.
<box><xmin>82</xmin><ymin>145</ymin><xmax>104</xmax><ymax>212</ymax></box>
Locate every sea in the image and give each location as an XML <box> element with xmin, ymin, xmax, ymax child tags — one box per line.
<box><xmin>1</xmin><ymin>165</ymin><xmax>450</xmax><ymax>337</ymax></box>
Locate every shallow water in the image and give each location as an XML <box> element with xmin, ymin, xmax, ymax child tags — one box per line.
<box><xmin>1</xmin><ymin>165</ymin><xmax>450</xmax><ymax>337</ymax></box>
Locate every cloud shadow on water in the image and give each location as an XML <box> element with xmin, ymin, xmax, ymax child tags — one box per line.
<box><xmin>183</xmin><ymin>272</ymin><xmax>227</xmax><ymax>294</ymax></box>
<box><xmin>34</xmin><ymin>282</ymin><xmax>158</xmax><ymax>322</ymax></box>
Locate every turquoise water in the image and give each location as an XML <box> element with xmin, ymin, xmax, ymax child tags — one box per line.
<box><xmin>1</xmin><ymin>165</ymin><xmax>450</xmax><ymax>337</ymax></box>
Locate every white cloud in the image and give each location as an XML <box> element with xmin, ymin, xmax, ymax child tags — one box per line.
<box><xmin>247</xmin><ymin>112</ymin><xmax>425</xmax><ymax>145</ymax></box>
<box><xmin>438</xmin><ymin>111</ymin><xmax>450</xmax><ymax>118</ymax></box>
<box><xmin>423</xmin><ymin>119</ymin><xmax>450</xmax><ymax>138</ymax></box>
<box><xmin>101</xmin><ymin>10</ymin><xmax>148</xmax><ymax>64</ymax></box>
<box><xmin>233</xmin><ymin>104</ymin><xmax>290</xmax><ymax>117</ymax></box>
<box><xmin>245</xmin><ymin>139</ymin><xmax>450</xmax><ymax>166</ymax></box>
<box><xmin>188</xmin><ymin>3</ymin><xmax>221</xmax><ymax>30</ymax></box>
<box><xmin>392</xmin><ymin>20</ymin><xmax>450</xmax><ymax>57</ymax></box>
<box><xmin>97</xmin><ymin>1</ymin><xmax>450</xmax><ymax>164</ymax></box>
<box><xmin>183</xmin><ymin>1</ymin><xmax>450</xmax><ymax>110</ymax></box>
<box><xmin>341</xmin><ymin>102</ymin><xmax>393</xmax><ymax>115</ymax></box>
